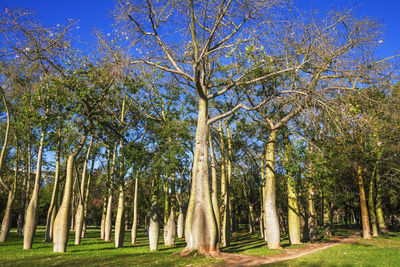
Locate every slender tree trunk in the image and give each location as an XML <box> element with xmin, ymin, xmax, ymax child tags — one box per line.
<box><xmin>105</xmin><ymin>143</ymin><xmax>117</xmax><ymax>242</ymax></box>
<box><xmin>369</xmin><ymin>169</ymin><xmax>379</xmax><ymax>237</ymax></box>
<box><xmin>100</xmin><ymin>196</ymin><xmax>107</xmax><ymax>239</ymax></box>
<box><xmin>209</xmin><ymin>134</ymin><xmax>220</xmax><ymax>240</ymax></box>
<box><xmin>0</xmin><ymin>191</ymin><xmax>14</xmax><ymax>242</ymax></box>
<box><xmin>219</xmin><ymin>121</ymin><xmax>230</xmax><ymax>247</ymax></box>
<box><xmin>224</xmin><ymin>119</ymin><xmax>232</xmax><ymax>245</ymax></box>
<box><xmin>23</xmin><ymin>131</ymin><xmax>45</xmax><ymax>250</ymax></box>
<box><xmin>184</xmin><ymin>96</ymin><xmax>218</xmax><ymax>253</ymax></box>
<box><xmin>357</xmin><ymin>163</ymin><xmax>372</xmax><ymax>239</ymax></box>
<box><xmin>259</xmin><ymin>185</ymin><xmax>264</xmax><ymax>238</ymax></box>
<box><xmin>307</xmin><ymin>183</ymin><xmax>318</xmax><ymax>241</ymax></box>
<box><xmin>323</xmin><ymin>195</ymin><xmax>332</xmax><ymax>237</ymax></box>
<box><xmin>45</xmin><ymin>138</ymin><xmax>61</xmax><ymax>242</ymax></box>
<box><xmin>248</xmin><ymin>204</ymin><xmax>255</xmax><ymax>234</ymax></box>
<box><xmin>287</xmin><ymin>174</ymin><xmax>301</xmax><ymax>244</ymax></box>
<box><xmin>17</xmin><ymin>151</ymin><xmax>28</xmax><ymax>237</ymax></box>
<box><xmin>131</xmin><ymin>171</ymin><xmax>139</xmax><ymax>244</ymax></box>
<box><xmin>75</xmin><ymin>136</ymin><xmax>93</xmax><ymax>245</ymax></box>
<box><xmin>53</xmin><ymin>134</ymin><xmax>87</xmax><ymax>252</ymax></box>
<box><xmin>82</xmin><ymin>150</ymin><xmax>96</xmax><ymax>238</ymax></box>
<box><xmin>375</xmin><ymin>172</ymin><xmax>388</xmax><ymax>234</ymax></box>
<box><xmin>264</xmin><ymin>129</ymin><xmax>281</xmax><ymax>249</ymax></box>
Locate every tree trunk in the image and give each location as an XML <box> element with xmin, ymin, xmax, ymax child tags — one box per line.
<box><xmin>184</xmin><ymin>96</ymin><xmax>218</xmax><ymax>253</ymax></box>
<box><xmin>45</xmin><ymin>138</ymin><xmax>61</xmax><ymax>242</ymax></box>
<box><xmin>100</xmin><ymin>196</ymin><xmax>107</xmax><ymax>239</ymax></box>
<box><xmin>219</xmin><ymin>121</ymin><xmax>230</xmax><ymax>247</ymax></box>
<box><xmin>164</xmin><ymin>173</ymin><xmax>176</xmax><ymax>246</ymax></box>
<box><xmin>368</xmin><ymin>170</ymin><xmax>379</xmax><ymax>237</ymax></box>
<box><xmin>357</xmin><ymin>163</ymin><xmax>371</xmax><ymax>239</ymax></box>
<box><xmin>375</xmin><ymin>172</ymin><xmax>388</xmax><ymax>234</ymax></box>
<box><xmin>82</xmin><ymin>151</ymin><xmax>96</xmax><ymax>238</ymax></box>
<box><xmin>104</xmin><ymin>143</ymin><xmax>117</xmax><ymax>242</ymax></box>
<box><xmin>0</xmin><ymin>191</ymin><xmax>14</xmax><ymax>242</ymax></box>
<box><xmin>307</xmin><ymin>183</ymin><xmax>318</xmax><ymax>241</ymax></box>
<box><xmin>114</xmin><ymin>184</ymin><xmax>125</xmax><ymax>248</ymax></box>
<box><xmin>264</xmin><ymin>129</ymin><xmax>281</xmax><ymax>249</ymax></box>
<box><xmin>53</xmin><ymin>134</ymin><xmax>87</xmax><ymax>252</ymax></box>
<box><xmin>209</xmin><ymin>134</ymin><xmax>220</xmax><ymax>241</ymax></box>
<box><xmin>177</xmin><ymin>207</ymin><xmax>184</xmax><ymax>239</ymax></box>
<box><xmin>131</xmin><ymin>172</ymin><xmax>139</xmax><ymax>244</ymax></box>
<box><xmin>17</xmin><ymin>152</ymin><xmax>29</xmax><ymax>237</ymax></box>
<box><xmin>287</xmin><ymin>174</ymin><xmax>301</xmax><ymax>244</ymax></box>
<box><xmin>23</xmin><ymin>132</ymin><xmax>45</xmax><ymax>250</ymax></box>
<box><xmin>75</xmin><ymin>136</ymin><xmax>93</xmax><ymax>245</ymax></box>
<box><xmin>323</xmin><ymin>195</ymin><xmax>332</xmax><ymax>237</ymax></box>
<box><xmin>248</xmin><ymin>204</ymin><xmax>255</xmax><ymax>234</ymax></box>
<box><xmin>149</xmin><ymin>180</ymin><xmax>159</xmax><ymax>251</ymax></box>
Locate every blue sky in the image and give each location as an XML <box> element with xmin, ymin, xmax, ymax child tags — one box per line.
<box><xmin>1</xmin><ymin>0</ymin><xmax>399</xmax><ymax>57</ymax></box>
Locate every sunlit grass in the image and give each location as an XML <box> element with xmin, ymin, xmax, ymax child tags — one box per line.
<box><xmin>0</xmin><ymin>226</ymin><xmax>222</xmax><ymax>267</ymax></box>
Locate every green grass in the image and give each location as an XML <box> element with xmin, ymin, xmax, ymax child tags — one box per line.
<box><xmin>0</xmin><ymin>226</ymin><xmax>222</xmax><ymax>267</ymax></box>
<box><xmin>1</xmin><ymin>226</ymin><xmax>400</xmax><ymax>266</ymax></box>
<box><xmin>267</xmin><ymin>231</ymin><xmax>400</xmax><ymax>267</ymax></box>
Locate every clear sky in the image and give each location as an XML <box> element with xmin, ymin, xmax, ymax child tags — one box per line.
<box><xmin>1</xmin><ymin>0</ymin><xmax>399</xmax><ymax>57</ymax></box>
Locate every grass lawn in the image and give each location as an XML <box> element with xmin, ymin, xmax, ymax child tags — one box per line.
<box><xmin>0</xmin><ymin>226</ymin><xmax>222</xmax><ymax>267</ymax></box>
<box><xmin>1</xmin><ymin>226</ymin><xmax>399</xmax><ymax>266</ymax></box>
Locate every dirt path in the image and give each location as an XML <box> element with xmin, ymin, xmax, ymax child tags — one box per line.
<box><xmin>214</xmin><ymin>234</ymin><xmax>359</xmax><ymax>266</ymax></box>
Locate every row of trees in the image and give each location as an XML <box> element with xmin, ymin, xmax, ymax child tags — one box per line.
<box><xmin>0</xmin><ymin>0</ymin><xmax>399</xmax><ymax>254</ymax></box>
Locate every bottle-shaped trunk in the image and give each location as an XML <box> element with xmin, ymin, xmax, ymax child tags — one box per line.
<box><xmin>264</xmin><ymin>130</ymin><xmax>281</xmax><ymax>249</ymax></box>
<box><xmin>114</xmin><ymin>184</ymin><xmax>125</xmax><ymax>248</ymax></box>
<box><xmin>149</xmin><ymin>190</ymin><xmax>159</xmax><ymax>251</ymax></box>
<box><xmin>357</xmin><ymin>163</ymin><xmax>372</xmax><ymax>239</ymax></box>
<box><xmin>184</xmin><ymin>96</ymin><xmax>218</xmax><ymax>253</ymax></box>
<box><xmin>53</xmin><ymin>134</ymin><xmax>87</xmax><ymax>252</ymax></box>
<box><xmin>23</xmin><ymin>132</ymin><xmax>45</xmax><ymax>250</ymax></box>
<box><xmin>177</xmin><ymin>207</ymin><xmax>185</xmax><ymax>239</ymax></box>
<box><xmin>104</xmin><ymin>194</ymin><xmax>113</xmax><ymax>242</ymax></box>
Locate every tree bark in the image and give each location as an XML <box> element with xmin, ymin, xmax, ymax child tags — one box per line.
<box><xmin>23</xmin><ymin>131</ymin><xmax>45</xmax><ymax>250</ymax></box>
<box><xmin>104</xmin><ymin>143</ymin><xmax>117</xmax><ymax>242</ymax></box>
<box><xmin>264</xmin><ymin>129</ymin><xmax>281</xmax><ymax>249</ymax></box>
<box><xmin>184</xmin><ymin>96</ymin><xmax>218</xmax><ymax>253</ymax></box>
<box><xmin>323</xmin><ymin>195</ymin><xmax>332</xmax><ymax>237</ymax></box>
<box><xmin>75</xmin><ymin>136</ymin><xmax>93</xmax><ymax>245</ymax></box>
<box><xmin>164</xmin><ymin>173</ymin><xmax>176</xmax><ymax>246</ymax></box>
<box><xmin>82</xmin><ymin>150</ymin><xmax>96</xmax><ymax>238</ymax></box>
<box><xmin>375</xmin><ymin>172</ymin><xmax>388</xmax><ymax>234</ymax></box>
<box><xmin>219</xmin><ymin>121</ymin><xmax>230</xmax><ymax>247</ymax></box>
<box><xmin>357</xmin><ymin>163</ymin><xmax>372</xmax><ymax>239</ymax></box>
<box><xmin>149</xmin><ymin>179</ymin><xmax>159</xmax><ymax>251</ymax></box>
<box><xmin>131</xmin><ymin>171</ymin><xmax>139</xmax><ymax>244</ymax></box>
<box><xmin>287</xmin><ymin>174</ymin><xmax>301</xmax><ymax>244</ymax></box>
<box><xmin>0</xmin><ymin>191</ymin><xmax>14</xmax><ymax>242</ymax></box>
<box><xmin>114</xmin><ymin>184</ymin><xmax>125</xmax><ymax>247</ymax></box>
<box><xmin>307</xmin><ymin>183</ymin><xmax>318</xmax><ymax>241</ymax></box>
<box><xmin>209</xmin><ymin>134</ymin><xmax>220</xmax><ymax>241</ymax></box>
<box><xmin>100</xmin><ymin>196</ymin><xmax>107</xmax><ymax>239</ymax></box>
<box><xmin>45</xmin><ymin>138</ymin><xmax>61</xmax><ymax>242</ymax></box>
<box><xmin>53</xmin><ymin>134</ymin><xmax>87</xmax><ymax>252</ymax></box>
<box><xmin>368</xmin><ymin>169</ymin><xmax>379</xmax><ymax>237</ymax></box>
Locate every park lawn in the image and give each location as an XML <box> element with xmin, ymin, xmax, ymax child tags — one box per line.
<box><xmin>268</xmin><ymin>231</ymin><xmax>400</xmax><ymax>267</ymax></box>
<box><xmin>0</xmin><ymin>226</ymin><xmax>222</xmax><ymax>267</ymax></box>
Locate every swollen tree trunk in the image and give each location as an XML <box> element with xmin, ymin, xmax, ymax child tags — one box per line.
<box><xmin>177</xmin><ymin>206</ymin><xmax>185</xmax><ymax>239</ymax></box>
<box><xmin>0</xmin><ymin>191</ymin><xmax>15</xmax><ymax>242</ymax></box>
<box><xmin>307</xmin><ymin>183</ymin><xmax>318</xmax><ymax>241</ymax></box>
<box><xmin>375</xmin><ymin>172</ymin><xmax>388</xmax><ymax>234</ymax></box>
<box><xmin>357</xmin><ymin>163</ymin><xmax>372</xmax><ymax>239</ymax></box>
<box><xmin>209</xmin><ymin>134</ymin><xmax>220</xmax><ymax>241</ymax></box>
<box><xmin>75</xmin><ymin>136</ymin><xmax>93</xmax><ymax>245</ymax></box>
<box><xmin>45</xmin><ymin>138</ymin><xmax>61</xmax><ymax>242</ymax></box>
<box><xmin>53</xmin><ymin>134</ymin><xmax>87</xmax><ymax>252</ymax></box>
<box><xmin>264</xmin><ymin>129</ymin><xmax>281</xmax><ymax>249</ymax></box>
<box><xmin>184</xmin><ymin>96</ymin><xmax>218</xmax><ymax>253</ymax></box>
<box><xmin>287</xmin><ymin>174</ymin><xmax>301</xmax><ymax>244</ymax></box>
<box><xmin>24</xmin><ymin>131</ymin><xmax>45</xmax><ymax>250</ymax></box>
<box><xmin>149</xmin><ymin>180</ymin><xmax>159</xmax><ymax>251</ymax></box>
<box><xmin>164</xmin><ymin>173</ymin><xmax>176</xmax><ymax>246</ymax></box>
<box><xmin>131</xmin><ymin>172</ymin><xmax>139</xmax><ymax>244</ymax></box>
<box><xmin>368</xmin><ymin>170</ymin><xmax>379</xmax><ymax>237</ymax></box>
<box><xmin>114</xmin><ymin>184</ymin><xmax>125</xmax><ymax>248</ymax></box>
